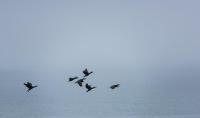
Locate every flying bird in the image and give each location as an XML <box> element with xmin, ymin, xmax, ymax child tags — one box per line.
<box><xmin>83</xmin><ymin>68</ymin><xmax>93</xmax><ymax>77</ymax></box>
<box><xmin>24</xmin><ymin>82</ymin><xmax>38</xmax><ymax>92</ymax></box>
<box><xmin>68</xmin><ymin>76</ymin><xmax>79</xmax><ymax>82</ymax></box>
<box><xmin>110</xmin><ymin>84</ymin><xmax>120</xmax><ymax>89</ymax></box>
<box><xmin>75</xmin><ymin>78</ymin><xmax>86</xmax><ymax>87</ymax></box>
<box><xmin>85</xmin><ymin>83</ymin><xmax>96</xmax><ymax>92</ymax></box>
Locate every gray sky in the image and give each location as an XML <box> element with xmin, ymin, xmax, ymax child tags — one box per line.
<box><xmin>0</xmin><ymin>0</ymin><xmax>200</xmax><ymax>117</ymax></box>
<box><xmin>0</xmin><ymin>0</ymin><xmax>199</xmax><ymax>71</ymax></box>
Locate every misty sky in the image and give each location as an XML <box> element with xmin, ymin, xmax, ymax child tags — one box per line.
<box><xmin>0</xmin><ymin>0</ymin><xmax>199</xmax><ymax>70</ymax></box>
<box><xmin>0</xmin><ymin>0</ymin><xmax>200</xmax><ymax>117</ymax></box>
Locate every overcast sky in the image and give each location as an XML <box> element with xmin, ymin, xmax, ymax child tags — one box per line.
<box><xmin>0</xmin><ymin>1</ymin><xmax>200</xmax><ymax>115</ymax></box>
<box><xmin>0</xmin><ymin>0</ymin><xmax>199</xmax><ymax>70</ymax></box>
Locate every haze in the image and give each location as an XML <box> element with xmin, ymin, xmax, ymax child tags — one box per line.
<box><xmin>0</xmin><ymin>0</ymin><xmax>200</xmax><ymax>118</ymax></box>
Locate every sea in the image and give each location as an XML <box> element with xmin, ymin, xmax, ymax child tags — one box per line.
<box><xmin>0</xmin><ymin>70</ymin><xmax>200</xmax><ymax>118</ymax></box>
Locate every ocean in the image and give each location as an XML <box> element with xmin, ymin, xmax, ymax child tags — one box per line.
<box><xmin>0</xmin><ymin>70</ymin><xmax>200</xmax><ymax>118</ymax></box>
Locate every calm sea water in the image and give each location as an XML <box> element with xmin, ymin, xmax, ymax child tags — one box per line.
<box><xmin>1</xmin><ymin>95</ymin><xmax>200</xmax><ymax>118</ymax></box>
<box><xmin>0</xmin><ymin>71</ymin><xmax>200</xmax><ymax>118</ymax></box>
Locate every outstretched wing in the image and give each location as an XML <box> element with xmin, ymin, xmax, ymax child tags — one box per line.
<box><xmin>78</xmin><ymin>82</ymin><xmax>82</xmax><ymax>87</ymax></box>
<box><xmin>74</xmin><ymin>76</ymin><xmax>78</xmax><ymax>79</ymax></box>
<box><xmin>24</xmin><ymin>83</ymin><xmax>28</xmax><ymax>87</ymax></box>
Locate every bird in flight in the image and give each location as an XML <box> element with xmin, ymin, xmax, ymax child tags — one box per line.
<box><xmin>110</xmin><ymin>84</ymin><xmax>120</xmax><ymax>89</ymax></box>
<box><xmin>85</xmin><ymin>83</ymin><xmax>96</xmax><ymax>92</ymax></box>
<box><xmin>83</xmin><ymin>68</ymin><xmax>93</xmax><ymax>77</ymax></box>
<box><xmin>24</xmin><ymin>82</ymin><xmax>38</xmax><ymax>92</ymax></box>
<box><xmin>68</xmin><ymin>76</ymin><xmax>79</xmax><ymax>82</ymax></box>
<box><xmin>75</xmin><ymin>78</ymin><xmax>86</xmax><ymax>87</ymax></box>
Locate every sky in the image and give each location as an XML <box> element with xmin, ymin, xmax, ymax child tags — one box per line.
<box><xmin>0</xmin><ymin>0</ymin><xmax>199</xmax><ymax>71</ymax></box>
<box><xmin>0</xmin><ymin>0</ymin><xmax>200</xmax><ymax>117</ymax></box>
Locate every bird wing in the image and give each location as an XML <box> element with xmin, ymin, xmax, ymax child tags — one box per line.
<box><xmin>27</xmin><ymin>82</ymin><xmax>32</xmax><ymax>86</ymax></box>
<box><xmin>24</xmin><ymin>83</ymin><xmax>28</xmax><ymax>88</ymax></box>
<box><xmin>69</xmin><ymin>78</ymin><xmax>72</xmax><ymax>81</ymax></box>
<box><xmin>75</xmin><ymin>79</ymin><xmax>82</xmax><ymax>83</ymax></box>
<box><xmin>110</xmin><ymin>85</ymin><xmax>115</xmax><ymax>89</ymax></box>
<box><xmin>33</xmin><ymin>85</ymin><xmax>38</xmax><ymax>88</ymax></box>
<box><xmin>83</xmin><ymin>68</ymin><xmax>88</xmax><ymax>74</ymax></box>
<box><xmin>74</xmin><ymin>76</ymin><xmax>78</xmax><ymax>79</ymax></box>
<box><xmin>75</xmin><ymin>79</ymin><xmax>83</xmax><ymax>87</ymax></box>
<box><xmin>24</xmin><ymin>83</ymin><xmax>32</xmax><ymax>89</ymax></box>
<box><xmin>85</xmin><ymin>84</ymin><xmax>91</xmax><ymax>89</ymax></box>
<box><xmin>78</xmin><ymin>82</ymin><xmax>82</xmax><ymax>87</ymax></box>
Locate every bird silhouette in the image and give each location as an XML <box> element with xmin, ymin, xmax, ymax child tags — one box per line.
<box><xmin>75</xmin><ymin>78</ymin><xmax>86</xmax><ymax>87</ymax></box>
<box><xmin>83</xmin><ymin>68</ymin><xmax>93</xmax><ymax>77</ymax></box>
<box><xmin>85</xmin><ymin>83</ymin><xmax>96</xmax><ymax>92</ymax></box>
<box><xmin>24</xmin><ymin>82</ymin><xmax>38</xmax><ymax>92</ymax></box>
<box><xmin>110</xmin><ymin>84</ymin><xmax>120</xmax><ymax>89</ymax></box>
<box><xmin>68</xmin><ymin>76</ymin><xmax>79</xmax><ymax>82</ymax></box>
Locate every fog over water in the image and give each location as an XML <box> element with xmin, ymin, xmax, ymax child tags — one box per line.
<box><xmin>0</xmin><ymin>0</ymin><xmax>200</xmax><ymax>117</ymax></box>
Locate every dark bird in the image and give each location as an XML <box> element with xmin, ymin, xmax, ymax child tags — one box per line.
<box><xmin>68</xmin><ymin>76</ymin><xmax>79</xmax><ymax>82</ymax></box>
<box><xmin>24</xmin><ymin>82</ymin><xmax>38</xmax><ymax>92</ymax></box>
<box><xmin>83</xmin><ymin>68</ymin><xmax>93</xmax><ymax>77</ymax></box>
<box><xmin>85</xmin><ymin>83</ymin><xmax>96</xmax><ymax>92</ymax></box>
<box><xmin>75</xmin><ymin>78</ymin><xmax>86</xmax><ymax>87</ymax></box>
<box><xmin>110</xmin><ymin>84</ymin><xmax>120</xmax><ymax>89</ymax></box>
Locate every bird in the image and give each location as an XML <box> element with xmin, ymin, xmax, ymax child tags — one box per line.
<box><xmin>68</xmin><ymin>76</ymin><xmax>79</xmax><ymax>82</ymax></box>
<box><xmin>75</xmin><ymin>78</ymin><xmax>86</xmax><ymax>87</ymax></box>
<box><xmin>110</xmin><ymin>84</ymin><xmax>120</xmax><ymax>89</ymax></box>
<box><xmin>83</xmin><ymin>68</ymin><xmax>93</xmax><ymax>77</ymax></box>
<box><xmin>85</xmin><ymin>83</ymin><xmax>96</xmax><ymax>92</ymax></box>
<box><xmin>24</xmin><ymin>82</ymin><xmax>38</xmax><ymax>92</ymax></box>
